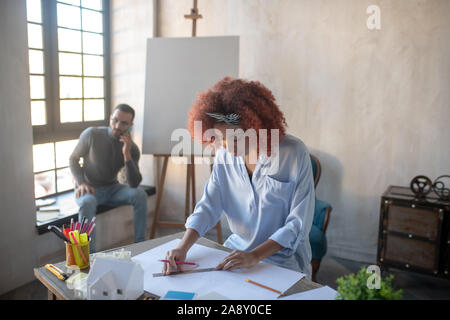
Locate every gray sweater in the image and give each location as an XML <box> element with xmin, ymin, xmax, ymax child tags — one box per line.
<box><xmin>69</xmin><ymin>126</ymin><xmax>142</xmax><ymax>188</ymax></box>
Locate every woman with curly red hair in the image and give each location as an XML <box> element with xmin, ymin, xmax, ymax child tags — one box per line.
<box><xmin>163</xmin><ymin>77</ymin><xmax>315</xmax><ymax>278</ymax></box>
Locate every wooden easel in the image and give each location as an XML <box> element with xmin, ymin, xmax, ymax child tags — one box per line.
<box><xmin>150</xmin><ymin>1</ymin><xmax>223</xmax><ymax>243</ymax></box>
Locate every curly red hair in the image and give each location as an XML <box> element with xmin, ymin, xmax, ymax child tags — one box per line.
<box><xmin>187</xmin><ymin>77</ymin><xmax>287</xmax><ymax>154</ymax></box>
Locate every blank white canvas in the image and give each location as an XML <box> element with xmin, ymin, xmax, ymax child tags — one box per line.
<box><xmin>142</xmin><ymin>36</ymin><xmax>239</xmax><ymax>155</ymax></box>
<box><xmin>131</xmin><ymin>239</ymin><xmax>306</xmax><ymax>300</ymax></box>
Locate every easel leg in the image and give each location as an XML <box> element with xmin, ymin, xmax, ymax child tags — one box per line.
<box><xmin>151</xmin><ymin>155</ymin><xmax>223</xmax><ymax>244</ymax></box>
<box><xmin>150</xmin><ymin>155</ymin><xmax>169</xmax><ymax>239</ymax></box>
<box><xmin>190</xmin><ymin>155</ymin><xmax>196</xmax><ymax>211</ymax></box>
<box><xmin>185</xmin><ymin>162</ymin><xmax>191</xmax><ymax>220</ymax></box>
<box><xmin>210</xmin><ymin>160</ymin><xmax>223</xmax><ymax>244</ymax></box>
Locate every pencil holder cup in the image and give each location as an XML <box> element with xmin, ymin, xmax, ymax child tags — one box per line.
<box><xmin>66</xmin><ymin>241</ymin><xmax>90</xmax><ymax>270</ymax></box>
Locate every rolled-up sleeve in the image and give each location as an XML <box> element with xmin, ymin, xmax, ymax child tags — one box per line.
<box><xmin>125</xmin><ymin>145</ymin><xmax>142</xmax><ymax>188</ymax></box>
<box><xmin>269</xmin><ymin>150</ymin><xmax>315</xmax><ymax>256</ymax></box>
<box><xmin>185</xmin><ymin>162</ymin><xmax>223</xmax><ymax>238</ymax></box>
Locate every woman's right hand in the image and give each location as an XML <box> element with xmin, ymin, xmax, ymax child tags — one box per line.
<box><xmin>163</xmin><ymin>247</ymin><xmax>187</xmax><ymax>275</ymax></box>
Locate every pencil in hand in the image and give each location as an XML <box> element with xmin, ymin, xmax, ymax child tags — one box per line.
<box><xmin>159</xmin><ymin>260</ymin><xmax>198</xmax><ymax>266</ymax></box>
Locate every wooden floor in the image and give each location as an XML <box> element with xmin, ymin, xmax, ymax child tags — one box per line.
<box><xmin>2</xmin><ymin>228</ymin><xmax>450</xmax><ymax>300</ymax></box>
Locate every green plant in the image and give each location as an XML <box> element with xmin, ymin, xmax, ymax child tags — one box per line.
<box><xmin>335</xmin><ymin>266</ymin><xmax>403</xmax><ymax>300</ymax></box>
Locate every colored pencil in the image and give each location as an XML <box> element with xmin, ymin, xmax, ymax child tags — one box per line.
<box><xmin>87</xmin><ymin>223</ymin><xmax>96</xmax><ymax>236</ymax></box>
<box><xmin>69</xmin><ymin>231</ymin><xmax>88</xmax><ymax>265</ymax></box>
<box><xmin>245</xmin><ymin>278</ymin><xmax>281</xmax><ymax>295</ymax></box>
<box><xmin>80</xmin><ymin>217</ymin><xmax>88</xmax><ymax>233</ymax></box>
<box><xmin>86</xmin><ymin>217</ymin><xmax>96</xmax><ymax>234</ymax></box>
<box><xmin>159</xmin><ymin>260</ymin><xmax>197</xmax><ymax>266</ymax></box>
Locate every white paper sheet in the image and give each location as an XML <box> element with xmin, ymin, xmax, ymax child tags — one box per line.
<box><xmin>196</xmin><ymin>291</ymin><xmax>231</xmax><ymax>300</ymax></box>
<box><xmin>36</xmin><ymin>211</ymin><xmax>60</xmax><ymax>223</ymax></box>
<box><xmin>277</xmin><ymin>285</ymin><xmax>337</xmax><ymax>300</ymax></box>
<box><xmin>131</xmin><ymin>239</ymin><xmax>306</xmax><ymax>300</ymax></box>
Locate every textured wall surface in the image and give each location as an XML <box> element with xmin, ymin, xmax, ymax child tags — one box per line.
<box><xmin>154</xmin><ymin>0</ymin><xmax>450</xmax><ymax>262</ymax></box>
<box><xmin>111</xmin><ymin>0</ymin><xmax>156</xmax><ymax>186</ymax></box>
<box><xmin>0</xmin><ymin>0</ymin><xmax>38</xmax><ymax>295</ymax></box>
<box><xmin>110</xmin><ymin>0</ymin><xmax>222</xmax><ymax>238</ymax></box>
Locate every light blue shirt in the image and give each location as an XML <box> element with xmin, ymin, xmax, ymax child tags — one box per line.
<box><xmin>185</xmin><ymin>134</ymin><xmax>315</xmax><ymax>277</ymax></box>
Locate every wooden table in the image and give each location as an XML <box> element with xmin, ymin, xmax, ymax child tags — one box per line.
<box><xmin>34</xmin><ymin>232</ymin><xmax>322</xmax><ymax>300</ymax></box>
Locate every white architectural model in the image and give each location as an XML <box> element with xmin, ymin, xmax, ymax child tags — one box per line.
<box><xmin>87</xmin><ymin>257</ymin><xmax>144</xmax><ymax>300</ymax></box>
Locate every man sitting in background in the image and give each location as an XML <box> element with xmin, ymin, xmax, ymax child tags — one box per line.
<box><xmin>69</xmin><ymin>103</ymin><xmax>148</xmax><ymax>252</ymax></box>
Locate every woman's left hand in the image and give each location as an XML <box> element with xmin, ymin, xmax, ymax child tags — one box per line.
<box><xmin>215</xmin><ymin>250</ymin><xmax>259</xmax><ymax>271</ymax></box>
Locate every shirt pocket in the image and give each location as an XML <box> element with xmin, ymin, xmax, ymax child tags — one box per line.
<box><xmin>261</xmin><ymin>175</ymin><xmax>295</xmax><ymax>214</ymax></box>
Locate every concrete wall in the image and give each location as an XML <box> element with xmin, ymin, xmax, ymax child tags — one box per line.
<box><xmin>155</xmin><ymin>0</ymin><xmax>450</xmax><ymax>262</ymax></box>
<box><xmin>110</xmin><ymin>0</ymin><xmax>156</xmax><ymax>187</ymax></box>
<box><xmin>0</xmin><ymin>0</ymin><xmax>39</xmax><ymax>295</ymax></box>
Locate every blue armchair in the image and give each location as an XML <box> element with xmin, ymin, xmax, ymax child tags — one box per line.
<box><xmin>309</xmin><ymin>154</ymin><xmax>332</xmax><ymax>282</ymax></box>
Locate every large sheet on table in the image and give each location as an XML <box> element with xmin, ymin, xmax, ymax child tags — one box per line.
<box><xmin>132</xmin><ymin>239</ymin><xmax>306</xmax><ymax>300</ymax></box>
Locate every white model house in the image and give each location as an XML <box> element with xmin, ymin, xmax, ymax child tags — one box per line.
<box><xmin>86</xmin><ymin>257</ymin><xmax>144</xmax><ymax>300</ymax></box>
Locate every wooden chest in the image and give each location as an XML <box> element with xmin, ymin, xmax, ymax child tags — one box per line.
<box><xmin>377</xmin><ymin>186</ymin><xmax>450</xmax><ymax>278</ymax></box>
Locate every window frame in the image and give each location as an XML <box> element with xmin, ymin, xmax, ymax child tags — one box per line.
<box><xmin>32</xmin><ymin>0</ymin><xmax>111</xmax><ymax>145</ymax></box>
<box><xmin>33</xmin><ymin>139</ymin><xmax>80</xmax><ymax>199</ymax></box>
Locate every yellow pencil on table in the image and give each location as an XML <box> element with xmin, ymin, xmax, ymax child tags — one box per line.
<box><xmin>245</xmin><ymin>278</ymin><xmax>282</xmax><ymax>295</ymax></box>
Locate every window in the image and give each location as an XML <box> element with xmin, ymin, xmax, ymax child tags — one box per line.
<box><xmin>26</xmin><ymin>0</ymin><xmax>110</xmax><ymax>198</ymax></box>
<box><xmin>33</xmin><ymin>140</ymin><xmax>79</xmax><ymax>198</ymax></box>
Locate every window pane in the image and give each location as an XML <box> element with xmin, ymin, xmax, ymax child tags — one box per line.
<box><xmin>57</xmin><ymin>3</ymin><xmax>81</xmax><ymax>29</ymax></box>
<box><xmin>82</xmin><ymin>32</ymin><xmax>103</xmax><ymax>54</ymax></box>
<box><xmin>33</xmin><ymin>143</ymin><xmax>55</xmax><ymax>172</ymax></box>
<box><xmin>26</xmin><ymin>0</ymin><xmax>42</xmax><ymax>23</ymax></box>
<box><xmin>58</xmin><ymin>0</ymin><xmax>80</xmax><ymax>5</ymax></box>
<box><xmin>60</xmin><ymin>99</ymin><xmax>82</xmax><ymax>122</ymax></box>
<box><xmin>30</xmin><ymin>75</ymin><xmax>45</xmax><ymax>99</ymax></box>
<box><xmin>83</xmin><ymin>77</ymin><xmax>103</xmax><ymax>98</ymax></box>
<box><xmin>59</xmin><ymin>76</ymin><xmax>82</xmax><ymax>98</ymax></box>
<box><xmin>84</xmin><ymin>99</ymin><xmax>104</xmax><ymax>121</ymax></box>
<box><xmin>34</xmin><ymin>171</ymin><xmax>56</xmax><ymax>198</ymax></box>
<box><xmin>57</xmin><ymin>168</ymin><xmax>74</xmax><ymax>192</ymax></box>
<box><xmin>31</xmin><ymin>100</ymin><xmax>46</xmax><ymax>125</ymax></box>
<box><xmin>56</xmin><ymin>139</ymin><xmax>78</xmax><ymax>167</ymax></box>
<box><xmin>58</xmin><ymin>28</ymin><xmax>82</xmax><ymax>52</ymax></box>
<box><xmin>81</xmin><ymin>0</ymin><xmax>102</xmax><ymax>11</ymax></box>
<box><xmin>28</xmin><ymin>23</ymin><xmax>43</xmax><ymax>49</ymax></box>
<box><xmin>83</xmin><ymin>55</ymin><xmax>103</xmax><ymax>76</ymax></box>
<box><xmin>29</xmin><ymin>49</ymin><xmax>44</xmax><ymax>74</ymax></box>
<box><xmin>82</xmin><ymin>9</ymin><xmax>103</xmax><ymax>33</ymax></box>
<box><xmin>59</xmin><ymin>52</ymin><xmax>82</xmax><ymax>75</ymax></box>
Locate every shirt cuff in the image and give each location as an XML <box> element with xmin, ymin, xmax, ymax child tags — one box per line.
<box><xmin>269</xmin><ymin>226</ymin><xmax>302</xmax><ymax>257</ymax></box>
<box><xmin>74</xmin><ymin>175</ymin><xmax>85</xmax><ymax>186</ymax></box>
<box><xmin>185</xmin><ymin>214</ymin><xmax>208</xmax><ymax>238</ymax></box>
